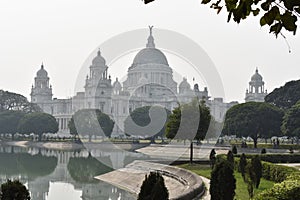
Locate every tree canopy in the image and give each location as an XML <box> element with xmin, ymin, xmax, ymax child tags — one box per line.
<box><xmin>0</xmin><ymin>90</ymin><xmax>41</xmax><ymax>113</ymax></box>
<box><xmin>265</xmin><ymin>79</ymin><xmax>300</xmax><ymax>110</ymax></box>
<box><xmin>222</xmin><ymin>102</ymin><xmax>284</xmax><ymax>148</ymax></box>
<box><xmin>0</xmin><ymin>111</ymin><xmax>25</xmax><ymax>139</ymax></box>
<box><xmin>68</xmin><ymin>109</ymin><xmax>114</xmax><ymax>141</ymax></box>
<box><xmin>281</xmin><ymin>100</ymin><xmax>300</xmax><ymax>137</ymax></box>
<box><xmin>166</xmin><ymin>100</ymin><xmax>211</xmax><ymax>141</ymax></box>
<box><xmin>124</xmin><ymin>106</ymin><xmax>171</xmax><ymax>140</ymax></box>
<box><xmin>143</xmin><ymin>0</ymin><xmax>300</xmax><ymax>37</ymax></box>
<box><xmin>18</xmin><ymin>112</ymin><xmax>58</xmax><ymax>141</ymax></box>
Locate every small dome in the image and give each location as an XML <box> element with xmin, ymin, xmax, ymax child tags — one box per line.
<box><xmin>179</xmin><ymin>78</ymin><xmax>191</xmax><ymax>89</ymax></box>
<box><xmin>251</xmin><ymin>68</ymin><xmax>263</xmax><ymax>82</ymax></box>
<box><xmin>113</xmin><ymin>78</ymin><xmax>122</xmax><ymax>90</ymax></box>
<box><xmin>133</xmin><ymin>48</ymin><xmax>169</xmax><ymax>66</ymax></box>
<box><xmin>92</xmin><ymin>49</ymin><xmax>106</xmax><ymax>66</ymax></box>
<box><xmin>37</xmin><ymin>64</ymin><xmax>48</xmax><ymax>77</ymax></box>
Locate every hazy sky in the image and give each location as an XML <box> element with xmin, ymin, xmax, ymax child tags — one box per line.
<box><xmin>0</xmin><ymin>0</ymin><xmax>299</xmax><ymax>102</ymax></box>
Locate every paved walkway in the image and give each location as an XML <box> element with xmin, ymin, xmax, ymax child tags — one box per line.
<box><xmin>95</xmin><ymin>160</ymin><xmax>205</xmax><ymax>200</ymax></box>
<box><xmin>199</xmin><ymin>176</ymin><xmax>210</xmax><ymax>200</ymax></box>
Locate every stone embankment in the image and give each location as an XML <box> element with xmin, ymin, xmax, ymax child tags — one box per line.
<box><xmin>96</xmin><ymin>160</ymin><xmax>205</xmax><ymax>200</ymax></box>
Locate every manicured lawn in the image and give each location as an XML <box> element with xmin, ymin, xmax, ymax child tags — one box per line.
<box><xmin>178</xmin><ymin>163</ymin><xmax>274</xmax><ymax>200</ymax></box>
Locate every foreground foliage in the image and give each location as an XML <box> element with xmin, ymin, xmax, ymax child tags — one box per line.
<box><xmin>143</xmin><ymin>0</ymin><xmax>300</xmax><ymax>37</ymax></box>
<box><xmin>210</xmin><ymin>159</ymin><xmax>236</xmax><ymax>200</ymax></box>
<box><xmin>138</xmin><ymin>171</ymin><xmax>169</xmax><ymax>200</ymax></box>
<box><xmin>0</xmin><ymin>179</ymin><xmax>30</xmax><ymax>200</ymax></box>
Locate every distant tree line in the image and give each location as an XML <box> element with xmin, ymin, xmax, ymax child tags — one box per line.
<box><xmin>0</xmin><ymin>90</ymin><xmax>58</xmax><ymax>141</ymax></box>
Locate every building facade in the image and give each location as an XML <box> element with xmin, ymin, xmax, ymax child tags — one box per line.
<box><xmin>30</xmin><ymin>27</ymin><xmax>236</xmax><ymax>135</ymax></box>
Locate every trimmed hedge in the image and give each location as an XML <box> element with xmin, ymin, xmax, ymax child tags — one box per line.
<box><xmin>261</xmin><ymin>162</ymin><xmax>299</xmax><ymax>183</ymax></box>
<box><xmin>255</xmin><ymin>173</ymin><xmax>300</xmax><ymax>200</ymax></box>
<box><xmin>232</xmin><ymin>154</ymin><xmax>299</xmax><ymax>183</ymax></box>
<box><xmin>235</xmin><ymin>154</ymin><xmax>300</xmax><ymax>163</ymax></box>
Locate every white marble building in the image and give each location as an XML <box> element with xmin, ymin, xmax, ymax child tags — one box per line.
<box><xmin>30</xmin><ymin>28</ymin><xmax>237</xmax><ymax>135</ymax></box>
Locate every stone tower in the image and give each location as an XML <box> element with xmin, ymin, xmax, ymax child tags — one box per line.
<box><xmin>84</xmin><ymin>49</ymin><xmax>112</xmax><ymax>113</ymax></box>
<box><xmin>245</xmin><ymin>68</ymin><xmax>268</xmax><ymax>102</ymax></box>
<box><xmin>30</xmin><ymin>63</ymin><xmax>53</xmax><ymax>104</ymax></box>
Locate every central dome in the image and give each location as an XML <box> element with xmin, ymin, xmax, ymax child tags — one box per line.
<box><xmin>133</xmin><ymin>48</ymin><xmax>169</xmax><ymax>65</ymax></box>
<box><xmin>251</xmin><ymin>68</ymin><xmax>263</xmax><ymax>82</ymax></box>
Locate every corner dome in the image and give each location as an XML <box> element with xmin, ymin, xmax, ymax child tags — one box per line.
<box><xmin>92</xmin><ymin>49</ymin><xmax>106</xmax><ymax>66</ymax></box>
<box><xmin>133</xmin><ymin>48</ymin><xmax>169</xmax><ymax>66</ymax></box>
<box><xmin>37</xmin><ymin>64</ymin><xmax>48</xmax><ymax>77</ymax></box>
<box><xmin>179</xmin><ymin>78</ymin><xmax>191</xmax><ymax>89</ymax></box>
<box><xmin>251</xmin><ymin>68</ymin><xmax>263</xmax><ymax>82</ymax></box>
<box><xmin>113</xmin><ymin>78</ymin><xmax>122</xmax><ymax>90</ymax></box>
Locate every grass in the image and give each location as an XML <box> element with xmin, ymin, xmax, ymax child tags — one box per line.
<box><xmin>178</xmin><ymin>163</ymin><xmax>274</xmax><ymax>200</ymax></box>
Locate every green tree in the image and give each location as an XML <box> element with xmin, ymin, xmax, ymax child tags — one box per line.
<box><xmin>138</xmin><ymin>171</ymin><xmax>169</xmax><ymax>200</ymax></box>
<box><xmin>281</xmin><ymin>100</ymin><xmax>300</xmax><ymax>137</ymax></box>
<box><xmin>239</xmin><ymin>153</ymin><xmax>247</xmax><ymax>180</ymax></box>
<box><xmin>166</xmin><ymin>100</ymin><xmax>211</xmax><ymax>163</ymax></box>
<box><xmin>227</xmin><ymin>150</ymin><xmax>234</xmax><ymax>168</ymax></box>
<box><xmin>210</xmin><ymin>160</ymin><xmax>236</xmax><ymax>200</ymax></box>
<box><xmin>18</xmin><ymin>112</ymin><xmax>58</xmax><ymax>141</ymax></box>
<box><xmin>0</xmin><ymin>90</ymin><xmax>41</xmax><ymax>113</ymax></box>
<box><xmin>0</xmin><ymin>179</ymin><xmax>30</xmax><ymax>200</ymax></box>
<box><xmin>245</xmin><ymin>163</ymin><xmax>256</xmax><ymax>198</ymax></box>
<box><xmin>222</xmin><ymin>102</ymin><xmax>284</xmax><ymax>148</ymax></box>
<box><xmin>68</xmin><ymin>109</ymin><xmax>114</xmax><ymax>142</ymax></box>
<box><xmin>251</xmin><ymin>155</ymin><xmax>263</xmax><ymax>188</ymax></box>
<box><xmin>124</xmin><ymin>106</ymin><xmax>171</xmax><ymax>142</ymax></box>
<box><xmin>143</xmin><ymin>0</ymin><xmax>300</xmax><ymax>37</ymax></box>
<box><xmin>0</xmin><ymin>111</ymin><xmax>25</xmax><ymax>140</ymax></box>
<box><xmin>265</xmin><ymin>79</ymin><xmax>300</xmax><ymax>110</ymax></box>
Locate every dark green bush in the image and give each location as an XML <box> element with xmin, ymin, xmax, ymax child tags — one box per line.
<box><xmin>261</xmin><ymin>148</ymin><xmax>266</xmax><ymax>154</ymax></box>
<box><xmin>138</xmin><ymin>171</ymin><xmax>168</xmax><ymax>200</ymax></box>
<box><xmin>232</xmin><ymin>145</ymin><xmax>237</xmax><ymax>154</ymax></box>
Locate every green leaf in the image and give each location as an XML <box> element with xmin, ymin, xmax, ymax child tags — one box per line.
<box><xmin>252</xmin><ymin>8</ymin><xmax>260</xmax><ymax>16</ymax></box>
<box><xmin>270</xmin><ymin>22</ymin><xmax>282</xmax><ymax>37</ymax></box>
<box><xmin>253</xmin><ymin>0</ymin><xmax>262</xmax><ymax>5</ymax></box>
<box><xmin>260</xmin><ymin>16</ymin><xmax>267</xmax><ymax>26</ymax></box>
<box><xmin>202</xmin><ymin>0</ymin><xmax>212</xmax><ymax>4</ymax></box>
<box><xmin>281</xmin><ymin>11</ymin><xmax>297</xmax><ymax>34</ymax></box>
<box><xmin>283</xmin><ymin>0</ymin><xmax>300</xmax><ymax>11</ymax></box>
<box><xmin>225</xmin><ymin>0</ymin><xmax>238</xmax><ymax>11</ymax></box>
<box><xmin>263</xmin><ymin>6</ymin><xmax>280</xmax><ymax>25</ymax></box>
<box><xmin>261</xmin><ymin>2</ymin><xmax>270</xmax><ymax>11</ymax></box>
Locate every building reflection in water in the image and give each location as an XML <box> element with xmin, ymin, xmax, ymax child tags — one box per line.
<box><xmin>0</xmin><ymin>145</ymin><xmax>139</xmax><ymax>200</ymax></box>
